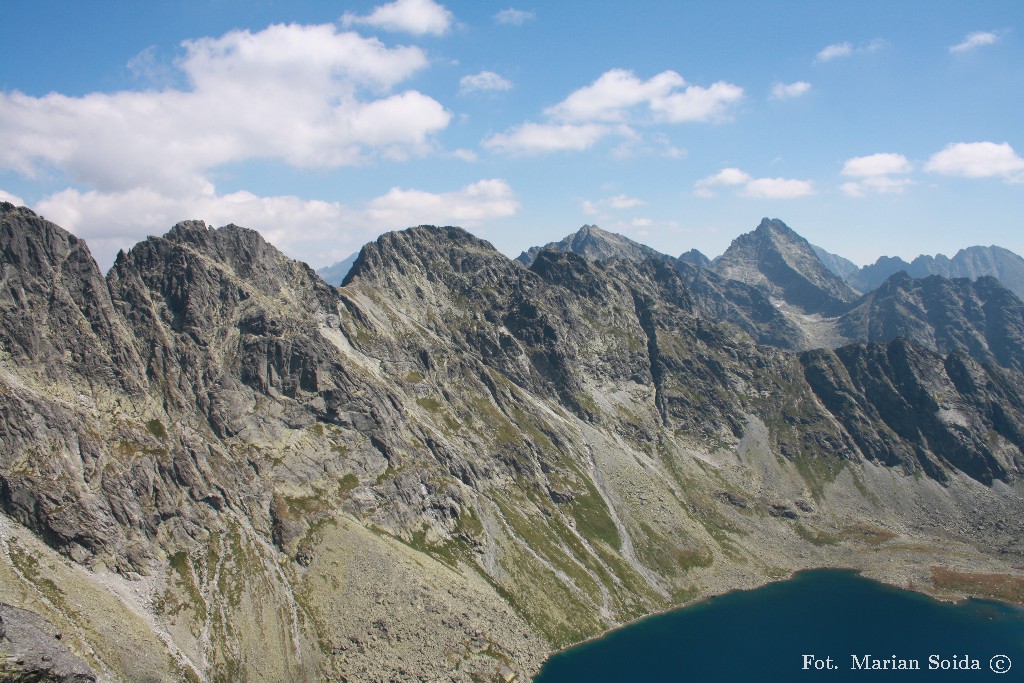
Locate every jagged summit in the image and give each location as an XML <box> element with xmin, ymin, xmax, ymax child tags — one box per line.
<box><xmin>344</xmin><ymin>224</ymin><xmax>504</xmax><ymax>285</ymax></box>
<box><xmin>515</xmin><ymin>224</ymin><xmax>672</xmax><ymax>267</ymax></box>
<box><xmin>678</xmin><ymin>248</ymin><xmax>711</xmax><ymax>268</ymax></box>
<box><xmin>712</xmin><ymin>217</ymin><xmax>860</xmax><ymax>315</ymax></box>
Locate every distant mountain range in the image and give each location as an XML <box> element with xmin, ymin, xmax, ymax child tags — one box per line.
<box><xmin>507</xmin><ymin>219</ymin><xmax>1024</xmax><ymax>369</ymax></box>
<box><xmin>319</xmin><ymin>222</ymin><xmax>1024</xmax><ymax>305</ymax></box>
<box><xmin>846</xmin><ymin>246</ymin><xmax>1024</xmax><ymax>299</ymax></box>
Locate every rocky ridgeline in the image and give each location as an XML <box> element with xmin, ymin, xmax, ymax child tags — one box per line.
<box><xmin>2</xmin><ymin>202</ymin><xmax>1024</xmax><ymax>681</ymax></box>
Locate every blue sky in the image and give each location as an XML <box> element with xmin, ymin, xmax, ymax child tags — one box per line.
<box><xmin>1</xmin><ymin>0</ymin><xmax>1022</xmax><ymax>270</ymax></box>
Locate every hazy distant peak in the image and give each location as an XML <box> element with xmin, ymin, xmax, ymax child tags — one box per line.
<box><xmin>516</xmin><ymin>224</ymin><xmax>671</xmax><ymax>267</ymax></box>
<box><xmin>678</xmin><ymin>248</ymin><xmax>712</xmax><ymax>268</ymax></box>
<box><xmin>847</xmin><ymin>245</ymin><xmax>1024</xmax><ymax>300</ymax></box>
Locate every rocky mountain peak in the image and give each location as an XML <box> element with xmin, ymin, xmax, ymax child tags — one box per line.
<box><xmin>0</xmin><ymin>202</ymin><xmax>143</xmax><ymax>388</ymax></box>
<box><xmin>678</xmin><ymin>248</ymin><xmax>711</xmax><ymax>268</ymax></box>
<box><xmin>712</xmin><ymin>217</ymin><xmax>860</xmax><ymax>315</ymax></box>
<box><xmin>346</xmin><ymin>224</ymin><xmax>500</xmax><ymax>284</ymax></box>
<box><xmin>515</xmin><ymin>224</ymin><xmax>671</xmax><ymax>267</ymax></box>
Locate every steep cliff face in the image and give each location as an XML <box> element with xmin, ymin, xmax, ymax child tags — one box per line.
<box><xmin>2</xmin><ymin>205</ymin><xmax>1024</xmax><ymax>682</ymax></box>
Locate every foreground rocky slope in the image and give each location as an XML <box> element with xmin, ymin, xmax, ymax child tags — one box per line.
<box><xmin>2</xmin><ymin>203</ymin><xmax>1024</xmax><ymax>682</ymax></box>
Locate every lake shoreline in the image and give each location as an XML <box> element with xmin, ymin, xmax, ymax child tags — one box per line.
<box><xmin>533</xmin><ymin>562</ymin><xmax>1024</xmax><ymax>681</ymax></box>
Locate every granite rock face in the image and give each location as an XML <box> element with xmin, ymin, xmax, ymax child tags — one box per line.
<box><xmin>2</xmin><ymin>203</ymin><xmax>1024</xmax><ymax>682</ymax></box>
<box><xmin>0</xmin><ymin>603</ymin><xmax>97</xmax><ymax>682</ymax></box>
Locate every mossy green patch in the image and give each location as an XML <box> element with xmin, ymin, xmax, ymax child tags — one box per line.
<box><xmin>145</xmin><ymin>419</ymin><xmax>168</xmax><ymax>440</ymax></box>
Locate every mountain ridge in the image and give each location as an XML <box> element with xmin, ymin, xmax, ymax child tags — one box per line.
<box><xmin>2</xmin><ymin>202</ymin><xmax>1024</xmax><ymax>682</ymax></box>
<box><xmin>848</xmin><ymin>245</ymin><xmax>1024</xmax><ymax>299</ymax></box>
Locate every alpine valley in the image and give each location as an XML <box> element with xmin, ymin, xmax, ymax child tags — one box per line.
<box><xmin>2</xmin><ymin>203</ymin><xmax>1024</xmax><ymax>682</ymax></box>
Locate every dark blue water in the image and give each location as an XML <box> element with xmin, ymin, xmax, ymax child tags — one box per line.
<box><xmin>535</xmin><ymin>569</ymin><xmax>1024</xmax><ymax>682</ymax></box>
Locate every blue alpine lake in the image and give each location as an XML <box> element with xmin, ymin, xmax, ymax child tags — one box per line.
<box><xmin>534</xmin><ymin>569</ymin><xmax>1024</xmax><ymax>682</ymax></box>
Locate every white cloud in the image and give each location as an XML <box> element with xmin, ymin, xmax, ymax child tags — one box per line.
<box><xmin>608</xmin><ymin>194</ymin><xmax>646</xmax><ymax>209</ymax></box>
<box><xmin>816</xmin><ymin>39</ymin><xmax>883</xmax><ymax>62</ymax></box>
<box><xmin>580</xmin><ymin>194</ymin><xmax>646</xmax><ymax>215</ymax></box>
<box><xmin>842</xmin><ymin>153</ymin><xmax>912</xmax><ymax>177</ymax></box>
<box><xmin>840</xmin><ymin>153</ymin><xmax>914</xmax><ymax>197</ymax></box>
<box><xmin>770</xmin><ymin>81</ymin><xmax>811</xmax><ymax>100</ymax></box>
<box><xmin>924</xmin><ymin>141</ymin><xmax>1024</xmax><ymax>181</ymax></box>
<box><xmin>816</xmin><ymin>42</ymin><xmax>852</xmax><ymax>61</ymax></box>
<box><xmin>341</xmin><ymin>0</ymin><xmax>454</xmax><ymax>36</ymax></box>
<box><xmin>35</xmin><ymin>179</ymin><xmax>519</xmax><ymax>271</ymax></box>
<box><xmin>950</xmin><ymin>31</ymin><xmax>1000</xmax><ymax>54</ymax></box>
<box><xmin>363</xmin><ymin>179</ymin><xmax>520</xmax><ymax>227</ymax></box>
<box><xmin>545</xmin><ymin>69</ymin><xmax>742</xmax><ymax>124</ymax></box>
<box><xmin>494</xmin><ymin>8</ymin><xmax>535</xmax><ymax>25</ymax></box>
<box><xmin>696</xmin><ymin>167</ymin><xmax>752</xmax><ymax>187</ymax></box>
<box><xmin>486</xmin><ymin>69</ymin><xmax>741</xmax><ymax>156</ymax></box>
<box><xmin>0</xmin><ymin>189</ymin><xmax>25</xmax><ymax>206</ymax></box>
<box><xmin>126</xmin><ymin>45</ymin><xmax>177</xmax><ymax>87</ymax></box>
<box><xmin>695</xmin><ymin>168</ymin><xmax>813</xmax><ymax>199</ymax></box>
<box><xmin>482</xmin><ymin>122</ymin><xmax>613</xmax><ymax>155</ymax></box>
<box><xmin>0</xmin><ymin>23</ymin><xmax>448</xmax><ymax>195</ymax></box>
<box><xmin>459</xmin><ymin>70</ymin><xmax>513</xmax><ymax>94</ymax></box>
<box><xmin>451</xmin><ymin>148</ymin><xmax>478</xmax><ymax>162</ymax></box>
<box><xmin>741</xmin><ymin>177</ymin><xmax>815</xmax><ymax>199</ymax></box>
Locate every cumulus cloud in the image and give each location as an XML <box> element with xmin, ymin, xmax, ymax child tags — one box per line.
<box><xmin>35</xmin><ymin>179</ymin><xmax>519</xmax><ymax>271</ymax></box>
<box><xmin>546</xmin><ymin>69</ymin><xmax>743</xmax><ymax>124</ymax></box>
<box><xmin>494</xmin><ymin>8</ymin><xmax>535</xmax><ymax>25</ymax></box>
<box><xmin>695</xmin><ymin>168</ymin><xmax>813</xmax><ymax>199</ymax></box>
<box><xmin>839</xmin><ymin>152</ymin><xmax>914</xmax><ymax>197</ymax></box>
<box><xmin>364</xmin><ymin>178</ymin><xmax>519</xmax><ymax>227</ymax></box>
<box><xmin>740</xmin><ymin>177</ymin><xmax>815</xmax><ymax>199</ymax></box>
<box><xmin>0</xmin><ymin>23</ymin><xmax>449</xmax><ymax>195</ymax></box>
<box><xmin>950</xmin><ymin>31</ymin><xmax>1000</xmax><ymax>54</ymax></box>
<box><xmin>770</xmin><ymin>81</ymin><xmax>811</xmax><ymax>100</ymax></box>
<box><xmin>341</xmin><ymin>0</ymin><xmax>454</xmax><ymax>36</ymax></box>
<box><xmin>581</xmin><ymin>194</ymin><xmax>647</xmax><ymax>215</ymax></box>
<box><xmin>0</xmin><ymin>189</ymin><xmax>25</xmax><ymax>206</ymax></box>
<box><xmin>842</xmin><ymin>153</ymin><xmax>912</xmax><ymax>177</ymax></box>
<box><xmin>695</xmin><ymin>167</ymin><xmax>752</xmax><ymax>189</ymax></box>
<box><xmin>816</xmin><ymin>39</ymin><xmax>883</xmax><ymax>62</ymax></box>
<box><xmin>816</xmin><ymin>42</ymin><xmax>852</xmax><ymax>62</ymax></box>
<box><xmin>486</xmin><ymin>69</ymin><xmax>741</xmax><ymax>155</ymax></box>
<box><xmin>459</xmin><ymin>70</ymin><xmax>513</xmax><ymax>94</ymax></box>
<box><xmin>483</xmin><ymin>122</ymin><xmax>613</xmax><ymax>155</ymax></box>
<box><xmin>924</xmin><ymin>142</ymin><xmax>1024</xmax><ymax>181</ymax></box>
